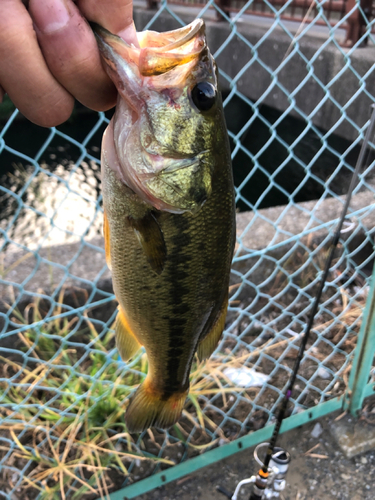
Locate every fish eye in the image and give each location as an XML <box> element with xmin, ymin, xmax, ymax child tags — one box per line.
<box><xmin>190</xmin><ymin>82</ymin><xmax>216</xmax><ymax>112</ymax></box>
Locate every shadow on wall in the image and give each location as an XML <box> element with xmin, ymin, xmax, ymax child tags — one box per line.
<box><xmin>224</xmin><ymin>93</ymin><xmax>374</xmax><ymax>212</ymax></box>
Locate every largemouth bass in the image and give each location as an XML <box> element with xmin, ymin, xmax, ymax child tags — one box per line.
<box><xmin>93</xmin><ymin>19</ymin><xmax>236</xmax><ymax>432</ymax></box>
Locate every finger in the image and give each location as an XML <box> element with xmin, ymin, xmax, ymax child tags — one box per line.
<box><xmin>29</xmin><ymin>0</ymin><xmax>117</xmax><ymax>112</ymax></box>
<box><xmin>0</xmin><ymin>85</ymin><xmax>5</xmax><ymax>104</ymax></box>
<box><xmin>0</xmin><ymin>0</ymin><xmax>74</xmax><ymax>127</ymax></box>
<box><xmin>77</xmin><ymin>0</ymin><xmax>139</xmax><ymax>47</ymax></box>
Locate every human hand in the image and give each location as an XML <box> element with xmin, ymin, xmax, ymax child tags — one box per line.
<box><xmin>0</xmin><ymin>0</ymin><xmax>138</xmax><ymax>127</ymax></box>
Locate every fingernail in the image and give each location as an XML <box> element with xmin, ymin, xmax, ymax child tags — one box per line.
<box><xmin>118</xmin><ymin>23</ymin><xmax>140</xmax><ymax>48</ymax></box>
<box><xmin>30</xmin><ymin>0</ymin><xmax>71</xmax><ymax>34</ymax></box>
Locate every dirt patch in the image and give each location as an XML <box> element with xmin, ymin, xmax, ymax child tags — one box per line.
<box><xmin>0</xmin><ymin>240</ymin><xmax>371</xmax><ymax>499</ymax></box>
<box><xmin>138</xmin><ymin>407</ymin><xmax>375</xmax><ymax>500</ymax></box>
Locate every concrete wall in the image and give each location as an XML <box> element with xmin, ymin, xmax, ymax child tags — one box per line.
<box><xmin>133</xmin><ymin>7</ymin><xmax>375</xmax><ymax>142</ymax></box>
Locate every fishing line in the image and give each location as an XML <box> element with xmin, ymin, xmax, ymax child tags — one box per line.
<box><xmin>219</xmin><ymin>105</ymin><xmax>375</xmax><ymax>500</ymax></box>
<box><xmin>249</xmin><ymin>104</ymin><xmax>375</xmax><ymax>499</ymax></box>
<box><xmin>282</xmin><ymin>0</ymin><xmax>316</xmax><ymax>62</ymax></box>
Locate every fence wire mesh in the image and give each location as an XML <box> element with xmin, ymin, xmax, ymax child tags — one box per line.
<box><xmin>1</xmin><ymin>1</ymin><xmax>375</xmax><ymax>498</ymax></box>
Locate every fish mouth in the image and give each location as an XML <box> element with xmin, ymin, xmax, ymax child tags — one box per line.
<box><xmin>91</xmin><ymin>19</ymin><xmax>206</xmax><ymax>77</ymax></box>
<box><xmin>95</xmin><ymin>20</ymin><xmax>214</xmax><ymax>213</ymax></box>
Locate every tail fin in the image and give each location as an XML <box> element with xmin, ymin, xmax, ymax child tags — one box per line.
<box><xmin>125</xmin><ymin>377</ymin><xmax>188</xmax><ymax>432</ymax></box>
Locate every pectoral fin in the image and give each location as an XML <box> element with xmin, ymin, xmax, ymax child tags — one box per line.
<box><xmin>128</xmin><ymin>212</ymin><xmax>167</xmax><ymax>274</ymax></box>
<box><xmin>103</xmin><ymin>211</ymin><xmax>111</xmax><ymax>271</ymax></box>
<box><xmin>197</xmin><ymin>296</ymin><xmax>228</xmax><ymax>362</ymax></box>
<box><xmin>115</xmin><ymin>307</ymin><xmax>142</xmax><ymax>361</ymax></box>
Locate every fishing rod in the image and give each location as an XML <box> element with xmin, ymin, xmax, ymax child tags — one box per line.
<box><xmin>218</xmin><ymin>104</ymin><xmax>375</xmax><ymax>500</ymax></box>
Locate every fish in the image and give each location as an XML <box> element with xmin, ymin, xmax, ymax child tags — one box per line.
<box><xmin>92</xmin><ymin>19</ymin><xmax>236</xmax><ymax>433</ymax></box>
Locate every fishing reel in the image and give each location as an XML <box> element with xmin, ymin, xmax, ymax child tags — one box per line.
<box><xmin>217</xmin><ymin>442</ymin><xmax>291</xmax><ymax>500</ymax></box>
<box><xmin>218</xmin><ymin>104</ymin><xmax>375</xmax><ymax>500</ymax></box>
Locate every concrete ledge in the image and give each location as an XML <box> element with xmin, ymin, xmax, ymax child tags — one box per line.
<box><xmin>1</xmin><ymin>189</ymin><xmax>373</xmax><ymax>302</ymax></box>
<box><xmin>236</xmin><ymin>189</ymin><xmax>375</xmax><ymax>252</ymax></box>
<box><xmin>331</xmin><ymin>414</ymin><xmax>375</xmax><ymax>458</ymax></box>
<box><xmin>132</xmin><ymin>2</ymin><xmax>375</xmax><ymax>142</ymax></box>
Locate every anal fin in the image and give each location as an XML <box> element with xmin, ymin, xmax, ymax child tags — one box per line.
<box><xmin>115</xmin><ymin>307</ymin><xmax>142</xmax><ymax>361</ymax></box>
<box><xmin>197</xmin><ymin>295</ymin><xmax>228</xmax><ymax>362</ymax></box>
<box><xmin>103</xmin><ymin>211</ymin><xmax>111</xmax><ymax>271</ymax></box>
<box><xmin>128</xmin><ymin>212</ymin><xmax>167</xmax><ymax>274</ymax></box>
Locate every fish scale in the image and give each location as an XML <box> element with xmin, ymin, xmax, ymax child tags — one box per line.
<box><xmin>95</xmin><ymin>19</ymin><xmax>236</xmax><ymax>432</ymax></box>
<box><xmin>106</xmin><ymin>169</ymin><xmax>232</xmax><ymax>365</ymax></box>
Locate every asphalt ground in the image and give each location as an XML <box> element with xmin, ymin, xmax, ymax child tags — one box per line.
<box><xmin>137</xmin><ymin>408</ymin><xmax>375</xmax><ymax>500</ymax></box>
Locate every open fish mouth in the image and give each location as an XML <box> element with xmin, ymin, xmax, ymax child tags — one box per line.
<box><xmin>94</xmin><ymin>19</ymin><xmax>216</xmax><ymax>213</ymax></box>
<box><xmin>91</xmin><ymin>19</ymin><xmax>206</xmax><ymax>77</ymax></box>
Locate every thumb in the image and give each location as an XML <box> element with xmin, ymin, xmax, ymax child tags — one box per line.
<box><xmin>77</xmin><ymin>0</ymin><xmax>139</xmax><ymax>46</ymax></box>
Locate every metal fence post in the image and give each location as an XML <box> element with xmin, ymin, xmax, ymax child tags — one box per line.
<box><xmin>344</xmin><ymin>260</ymin><xmax>375</xmax><ymax>415</ymax></box>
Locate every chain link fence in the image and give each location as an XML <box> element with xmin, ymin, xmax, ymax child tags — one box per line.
<box><xmin>1</xmin><ymin>1</ymin><xmax>375</xmax><ymax>498</ymax></box>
